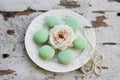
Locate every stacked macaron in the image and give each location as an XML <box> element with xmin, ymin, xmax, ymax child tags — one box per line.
<box><xmin>33</xmin><ymin>15</ymin><xmax>88</xmax><ymax>65</ymax></box>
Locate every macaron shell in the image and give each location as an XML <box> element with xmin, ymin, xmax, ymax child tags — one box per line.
<box><xmin>73</xmin><ymin>35</ymin><xmax>87</xmax><ymax>51</ymax></box>
<box><xmin>46</xmin><ymin>15</ymin><xmax>63</xmax><ymax>28</ymax></box>
<box><xmin>39</xmin><ymin>45</ymin><xmax>55</xmax><ymax>60</ymax></box>
<box><xmin>33</xmin><ymin>29</ymin><xmax>49</xmax><ymax>45</ymax></box>
<box><xmin>58</xmin><ymin>50</ymin><xmax>74</xmax><ymax>64</ymax></box>
<box><xmin>65</xmin><ymin>17</ymin><xmax>80</xmax><ymax>31</ymax></box>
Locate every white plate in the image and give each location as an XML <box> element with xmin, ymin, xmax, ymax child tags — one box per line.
<box><xmin>25</xmin><ymin>9</ymin><xmax>96</xmax><ymax>73</ymax></box>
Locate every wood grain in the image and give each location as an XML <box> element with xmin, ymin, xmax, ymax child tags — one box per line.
<box><xmin>0</xmin><ymin>0</ymin><xmax>120</xmax><ymax>80</ymax></box>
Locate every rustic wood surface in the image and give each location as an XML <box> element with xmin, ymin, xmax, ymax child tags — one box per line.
<box><xmin>0</xmin><ymin>0</ymin><xmax>120</xmax><ymax>80</ymax></box>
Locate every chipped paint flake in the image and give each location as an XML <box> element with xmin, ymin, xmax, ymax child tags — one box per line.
<box><xmin>102</xmin><ymin>42</ymin><xmax>116</xmax><ymax>45</ymax></box>
<box><xmin>0</xmin><ymin>69</ymin><xmax>15</xmax><ymax>76</ymax></box>
<box><xmin>60</xmin><ymin>0</ymin><xmax>80</xmax><ymax>8</ymax></box>
<box><xmin>7</xmin><ymin>30</ymin><xmax>15</xmax><ymax>35</ymax></box>
<box><xmin>92</xmin><ymin>16</ymin><xmax>108</xmax><ymax>28</ymax></box>
<box><xmin>0</xmin><ymin>8</ymin><xmax>47</xmax><ymax>21</ymax></box>
<box><xmin>108</xmin><ymin>0</ymin><xmax>120</xmax><ymax>2</ymax></box>
<box><xmin>101</xmin><ymin>66</ymin><xmax>109</xmax><ymax>69</ymax></box>
<box><xmin>92</xmin><ymin>11</ymin><xmax>105</xmax><ymax>14</ymax></box>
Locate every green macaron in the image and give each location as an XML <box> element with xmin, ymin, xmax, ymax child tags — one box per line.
<box><xmin>39</xmin><ymin>45</ymin><xmax>55</xmax><ymax>60</ymax></box>
<box><xmin>58</xmin><ymin>50</ymin><xmax>74</xmax><ymax>64</ymax></box>
<box><xmin>33</xmin><ymin>29</ymin><xmax>49</xmax><ymax>45</ymax></box>
<box><xmin>73</xmin><ymin>35</ymin><xmax>87</xmax><ymax>51</ymax></box>
<box><xmin>65</xmin><ymin>17</ymin><xmax>80</xmax><ymax>31</ymax></box>
<box><xmin>46</xmin><ymin>15</ymin><xmax>63</xmax><ymax>28</ymax></box>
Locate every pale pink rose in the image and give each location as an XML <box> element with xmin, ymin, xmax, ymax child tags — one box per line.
<box><xmin>49</xmin><ymin>25</ymin><xmax>74</xmax><ymax>50</ymax></box>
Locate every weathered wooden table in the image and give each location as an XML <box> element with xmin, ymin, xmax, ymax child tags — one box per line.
<box><xmin>0</xmin><ymin>0</ymin><xmax>120</xmax><ymax>80</ymax></box>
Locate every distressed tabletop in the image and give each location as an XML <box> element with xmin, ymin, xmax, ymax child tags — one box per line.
<box><xmin>0</xmin><ymin>0</ymin><xmax>120</xmax><ymax>80</ymax></box>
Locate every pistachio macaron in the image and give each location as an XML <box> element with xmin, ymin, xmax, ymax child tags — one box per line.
<box><xmin>33</xmin><ymin>29</ymin><xmax>49</xmax><ymax>45</ymax></box>
<box><xmin>39</xmin><ymin>45</ymin><xmax>55</xmax><ymax>60</ymax></box>
<box><xmin>58</xmin><ymin>50</ymin><xmax>74</xmax><ymax>64</ymax></box>
<box><xmin>73</xmin><ymin>35</ymin><xmax>87</xmax><ymax>51</ymax></box>
<box><xmin>46</xmin><ymin>15</ymin><xmax>63</xmax><ymax>28</ymax></box>
<box><xmin>65</xmin><ymin>17</ymin><xmax>80</xmax><ymax>31</ymax></box>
